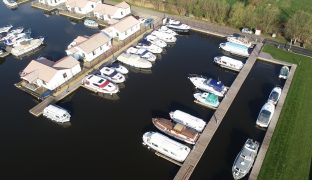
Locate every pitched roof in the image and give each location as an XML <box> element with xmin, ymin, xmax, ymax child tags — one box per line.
<box><xmin>115</xmin><ymin>1</ymin><xmax>130</xmax><ymax>9</ymax></box>
<box><xmin>111</xmin><ymin>16</ymin><xmax>140</xmax><ymax>33</ymax></box>
<box><xmin>66</xmin><ymin>0</ymin><xmax>89</xmax><ymax>8</ymax></box>
<box><xmin>76</xmin><ymin>33</ymin><xmax>111</xmax><ymax>54</ymax></box>
<box><xmin>94</xmin><ymin>3</ymin><xmax>119</xmax><ymax>16</ymax></box>
<box><xmin>53</xmin><ymin>56</ymin><xmax>80</xmax><ymax>69</ymax></box>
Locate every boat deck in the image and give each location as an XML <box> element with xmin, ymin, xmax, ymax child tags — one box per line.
<box><xmin>173</xmin><ymin>43</ymin><xmax>263</xmax><ymax>180</ymax></box>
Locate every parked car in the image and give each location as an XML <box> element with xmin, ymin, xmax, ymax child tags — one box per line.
<box><xmin>241</xmin><ymin>28</ymin><xmax>253</xmax><ymax>34</ymax></box>
<box><xmin>144</xmin><ymin>18</ymin><xmax>154</xmax><ymax>27</ymax></box>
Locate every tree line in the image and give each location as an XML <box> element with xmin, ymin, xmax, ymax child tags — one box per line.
<box><xmin>126</xmin><ymin>0</ymin><xmax>312</xmax><ymax>44</ymax></box>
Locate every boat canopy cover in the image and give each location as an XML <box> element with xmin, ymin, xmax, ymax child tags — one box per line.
<box><xmin>205</xmin><ymin>93</ymin><xmax>219</xmax><ymax>104</ymax></box>
<box><xmin>207</xmin><ymin>79</ymin><xmax>224</xmax><ymax>92</ymax></box>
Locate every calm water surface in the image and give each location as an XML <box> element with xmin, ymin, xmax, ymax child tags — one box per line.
<box><xmin>0</xmin><ymin>3</ymin><xmax>282</xmax><ymax>180</ymax></box>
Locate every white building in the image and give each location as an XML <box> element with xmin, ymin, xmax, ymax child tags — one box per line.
<box><xmin>65</xmin><ymin>0</ymin><xmax>100</xmax><ymax>14</ymax></box>
<box><xmin>20</xmin><ymin>56</ymin><xmax>82</xmax><ymax>91</ymax></box>
<box><xmin>102</xmin><ymin>16</ymin><xmax>140</xmax><ymax>41</ymax></box>
<box><xmin>38</xmin><ymin>0</ymin><xmax>66</xmax><ymax>6</ymax></box>
<box><xmin>93</xmin><ymin>1</ymin><xmax>131</xmax><ymax>22</ymax></box>
<box><xmin>66</xmin><ymin>32</ymin><xmax>112</xmax><ymax>62</ymax></box>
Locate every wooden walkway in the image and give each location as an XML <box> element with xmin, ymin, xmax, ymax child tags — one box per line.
<box><xmin>173</xmin><ymin>43</ymin><xmax>263</xmax><ymax>180</ymax></box>
<box><xmin>249</xmin><ymin>63</ymin><xmax>297</xmax><ymax>180</ymax></box>
<box><xmin>31</xmin><ymin>2</ymin><xmax>60</xmax><ymax>11</ymax></box>
<box><xmin>59</xmin><ymin>10</ymin><xmax>86</xmax><ymax>20</ymax></box>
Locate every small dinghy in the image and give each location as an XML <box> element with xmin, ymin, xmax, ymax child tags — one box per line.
<box><xmin>84</xmin><ymin>19</ymin><xmax>99</xmax><ymax>28</ymax></box>
<box><xmin>279</xmin><ymin>65</ymin><xmax>289</xmax><ymax>79</ymax></box>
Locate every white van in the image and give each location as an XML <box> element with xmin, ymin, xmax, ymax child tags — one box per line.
<box><xmin>43</xmin><ymin>105</ymin><xmax>71</xmax><ymax>123</ymax></box>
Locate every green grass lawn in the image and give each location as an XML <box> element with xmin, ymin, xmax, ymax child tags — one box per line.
<box><xmin>258</xmin><ymin>45</ymin><xmax>312</xmax><ymax>180</ymax></box>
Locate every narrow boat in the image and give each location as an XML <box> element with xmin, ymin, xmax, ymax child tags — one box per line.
<box><xmin>0</xmin><ymin>24</ymin><xmax>13</xmax><ymax>33</ymax></box>
<box><xmin>98</xmin><ymin>66</ymin><xmax>126</xmax><ymax>83</ymax></box>
<box><xmin>227</xmin><ymin>34</ymin><xmax>253</xmax><ymax>48</ymax></box>
<box><xmin>279</xmin><ymin>65</ymin><xmax>289</xmax><ymax>79</ymax></box>
<box><xmin>43</xmin><ymin>104</ymin><xmax>71</xmax><ymax>123</ymax></box>
<box><xmin>219</xmin><ymin>42</ymin><xmax>252</xmax><ymax>57</ymax></box>
<box><xmin>106</xmin><ymin>63</ymin><xmax>129</xmax><ymax>74</ymax></box>
<box><xmin>256</xmin><ymin>101</ymin><xmax>275</xmax><ymax>128</ymax></box>
<box><xmin>126</xmin><ymin>46</ymin><xmax>157</xmax><ymax>62</ymax></box>
<box><xmin>11</xmin><ymin>37</ymin><xmax>44</xmax><ymax>57</ymax></box>
<box><xmin>117</xmin><ymin>53</ymin><xmax>152</xmax><ymax>69</ymax></box>
<box><xmin>151</xmin><ymin>30</ymin><xmax>177</xmax><ymax>43</ymax></box>
<box><xmin>158</xmin><ymin>26</ymin><xmax>178</xmax><ymax>36</ymax></box>
<box><xmin>84</xmin><ymin>19</ymin><xmax>99</xmax><ymax>28</ymax></box>
<box><xmin>169</xmin><ymin>110</ymin><xmax>206</xmax><ymax>132</ymax></box>
<box><xmin>3</xmin><ymin>0</ymin><xmax>17</xmax><ymax>9</ymax></box>
<box><xmin>136</xmin><ymin>39</ymin><xmax>162</xmax><ymax>54</ymax></box>
<box><xmin>188</xmin><ymin>74</ymin><xmax>228</xmax><ymax>97</ymax></box>
<box><xmin>142</xmin><ymin>131</ymin><xmax>191</xmax><ymax>162</ymax></box>
<box><xmin>152</xmin><ymin>117</ymin><xmax>200</xmax><ymax>145</ymax></box>
<box><xmin>213</xmin><ymin>56</ymin><xmax>244</xmax><ymax>72</ymax></box>
<box><xmin>82</xmin><ymin>74</ymin><xmax>119</xmax><ymax>94</ymax></box>
<box><xmin>162</xmin><ymin>18</ymin><xmax>190</xmax><ymax>33</ymax></box>
<box><xmin>232</xmin><ymin>138</ymin><xmax>259</xmax><ymax>180</ymax></box>
<box><xmin>193</xmin><ymin>91</ymin><xmax>220</xmax><ymax>109</ymax></box>
<box><xmin>268</xmin><ymin>86</ymin><xmax>282</xmax><ymax>105</ymax></box>
<box><xmin>145</xmin><ymin>34</ymin><xmax>167</xmax><ymax>48</ymax></box>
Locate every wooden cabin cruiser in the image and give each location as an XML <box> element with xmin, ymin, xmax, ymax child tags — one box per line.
<box><xmin>117</xmin><ymin>53</ymin><xmax>152</xmax><ymax>69</ymax></box>
<box><xmin>136</xmin><ymin>39</ymin><xmax>163</xmax><ymax>54</ymax></box>
<box><xmin>106</xmin><ymin>63</ymin><xmax>129</xmax><ymax>74</ymax></box>
<box><xmin>193</xmin><ymin>91</ymin><xmax>220</xmax><ymax>110</ymax></box>
<box><xmin>98</xmin><ymin>66</ymin><xmax>126</xmax><ymax>83</ymax></box>
<box><xmin>268</xmin><ymin>86</ymin><xmax>282</xmax><ymax>105</ymax></box>
<box><xmin>213</xmin><ymin>56</ymin><xmax>244</xmax><ymax>72</ymax></box>
<box><xmin>151</xmin><ymin>30</ymin><xmax>177</xmax><ymax>43</ymax></box>
<box><xmin>11</xmin><ymin>37</ymin><xmax>44</xmax><ymax>57</ymax></box>
<box><xmin>43</xmin><ymin>105</ymin><xmax>71</xmax><ymax>123</ymax></box>
<box><xmin>256</xmin><ymin>101</ymin><xmax>275</xmax><ymax>128</ymax></box>
<box><xmin>232</xmin><ymin>138</ymin><xmax>259</xmax><ymax>180</ymax></box>
<box><xmin>145</xmin><ymin>34</ymin><xmax>167</xmax><ymax>48</ymax></box>
<box><xmin>169</xmin><ymin>110</ymin><xmax>206</xmax><ymax>132</ymax></box>
<box><xmin>152</xmin><ymin>118</ymin><xmax>200</xmax><ymax>145</ymax></box>
<box><xmin>126</xmin><ymin>47</ymin><xmax>157</xmax><ymax>62</ymax></box>
<box><xmin>227</xmin><ymin>34</ymin><xmax>253</xmax><ymax>48</ymax></box>
<box><xmin>0</xmin><ymin>24</ymin><xmax>13</xmax><ymax>34</ymax></box>
<box><xmin>158</xmin><ymin>26</ymin><xmax>178</xmax><ymax>36</ymax></box>
<box><xmin>142</xmin><ymin>131</ymin><xmax>191</xmax><ymax>162</ymax></box>
<box><xmin>188</xmin><ymin>74</ymin><xmax>228</xmax><ymax>97</ymax></box>
<box><xmin>219</xmin><ymin>42</ymin><xmax>252</xmax><ymax>57</ymax></box>
<box><xmin>82</xmin><ymin>74</ymin><xmax>119</xmax><ymax>94</ymax></box>
<box><xmin>279</xmin><ymin>65</ymin><xmax>289</xmax><ymax>79</ymax></box>
<box><xmin>162</xmin><ymin>18</ymin><xmax>190</xmax><ymax>33</ymax></box>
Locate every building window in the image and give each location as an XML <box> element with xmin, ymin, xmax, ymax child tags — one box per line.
<box><xmin>125</xmin><ymin>31</ymin><xmax>127</xmax><ymax>35</ymax></box>
<box><xmin>92</xmin><ymin>51</ymin><xmax>96</xmax><ymax>56</ymax></box>
<box><xmin>116</xmin><ymin>32</ymin><xmax>119</xmax><ymax>37</ymax></box>
<box><xmin>63</xmin><ymin>73</ymin><xmax>67</xmax><ymax>79</ymax></box>
<box><xmin>100</xmin><ymin>46</ymin><xmax>102</xmax><ymax>50</ymax></box>
<box><xmin>121</xmin><ymin>11</ymin><xmax>123</xmax><ymax>15</ymax></box>
<box><xmin>91</xmin><ymin>4</ymin><xmax>94</xmax><ymax>8</ymax></box>
<box><xmin>78</xmin><ymin>7</ymin><xmax>82</xmax><ymax>11</ymax></box>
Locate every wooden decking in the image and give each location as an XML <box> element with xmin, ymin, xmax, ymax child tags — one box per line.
<box><xmin>174</xmin><ymin>43</ymin><xmax>263</xmax><ymax>180</ymax></box>
<box><xmin>248</xmin><ymin>63</ymin><xmax>297</xmax><ymax>180</ymax></box>
<box><xmin>59</xmin><ymin>10</ymin><xmax>86</xmax><ymax>20</ymax></box>
<box><xmin>31</xmin><ymin>2</ymin><xmax>60</xmax><ymax>11</ymax></box>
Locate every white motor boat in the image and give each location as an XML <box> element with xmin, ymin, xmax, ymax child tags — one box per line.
<box><xmin>9</xmin><ymin>26</ymin><xmax>24</xmax><ymax>35</ymax></box>
<box><xmin>213</xmin><ymin>56</ymin><xmax>244</xmax><ymax>72</ymax></box>
<box><xmin>3</xmin><ymin>0</ymin><xmax>17</xmax><ymax>9</ymax></box>
<box><xmin>279</xmin><ymin>66</ymin><xmax>289</xmax><ymax>79</ymax></box>
<box><xmin>193</xmin><ymin>91</ymin><xmax>220</xmax><ymax>110</ymax></box>
<box><xmin>82</xmin><ymin>74</ymin><xmax>119</xmax><ymax>94</ymax></box>
<box><xmin>163</xmin><ymin>18</ymin><xmax>190</xmax><ymax>33</ymax></box>
<box><xmin>142</xmin><ymin>131</ymin><xmax>191</xmax><ymax>162</ymax></box>
<box><xmin>232</xmin><ymin>139</ymin><xmax>259</xmax><ymax>180</ymax></box>
<box><xmin>117</xmin><ymin>53</ymin><xmax>152</xmax><ymax>69</ymax></box>
<box><xmin>268</xmin><ymin>86</ymin><xmax>282</xmax><ymax>105</ymax></box>
<box><xmin>43</xmin><ymin>105</ymin><xmax>71</xmax><ymax>123</ymax></box>
<box><xmin>227</xmin><ymin>34</ymin><xmax>253</xmax><ymax>48</ymax></box>
<box><xmin>84</xmin><ymin>19</ymin><xmax>99</xmax><ymax>28</ymax></box>
<box><xmin>188</xmin><ymin>75</ymin><xmax>228</xmax><ymax>97</ymax></box>
<box><xmin>3</xmin><ymin>32</ymin><xmax>28</xmax><ymax>46</ymax></box>
<box><xmin>151</xmin><ymin>30</ymin><xmax>177</xmax><ymax>43</ymax></box>
<box><xmin>126</xmin><ymin>47</ymin><xmax>156</xmax><ymax>62</ymax></box>
<box><xmin>0</xmin><ymin>24</ymin><xmax>13</xmax><ymax>34</ymax></box>
<box><xmin>136</xmin><ymin>39</ymin><xmax>162</xmax><ymax>54</ymax></box>
<box><xmin>106</xmin><ymin>63</ymin><xmax>129</xmax><ymax>74</ymax></box>
<box><xmin>145</xmin><ymin>34</ymin><xmax>167</xmax><ymax>48</ymax></box>
<box><xmin>98</xmin><ymin>66</ymin><xmax>126</xmax><ymax>83</ymax></box>
<box><xmin>219</xmin><ymin>42</ymin><xmax>251</xmax><ymax>57</ymax></box>
<box><xmin>13</xmin><ymin>36</ymin><xmax>34</xmax><ymax>47</ymax></box>
<box><xmin>11</xmin><ymin>37</ymin><xmax>44</xmax><ymax>57</ymax></box>
<box><xmin>256</xmin><ymin>101</ymin><xmax>275</xmax><ymax>128</ymax></box>
<box><xmin>169</xmin><ymin>110</ymin><xmax>206</xmax><ymax>132</ymax></box>
<box><xmin>158</xmin><ymin>26</ymin><xmax>178</xmax><ymax>36</ymax></box>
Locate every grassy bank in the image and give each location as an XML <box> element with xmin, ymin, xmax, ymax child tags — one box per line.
<box><xmin>258</xmin><ymin>46</ymin><xmax>312</xmax><ymax>180</ymax></box>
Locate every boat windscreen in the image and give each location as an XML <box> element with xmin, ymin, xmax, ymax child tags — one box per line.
<box><xmin>108</xmin><ymin>70</ymin><xmax>118</xmax><ymax>77</ymax></box>
<box><xmin>258</xmin><ymin>110</ymin><xmax>271</xmax><ymax>123</ymax></box>
<box><xmin>207</xmin><ymin>79</ymin><xmax>224</xmax><ymax>92</ymax></box>
<box><xmin>269</xmin><ymin>92</ymin><xmax>279</xmax><ymax>101</ymax></box>
<box><xmin>281</xmin><ymin>67</ymin><xmax>289</xmax><ymax>76</ymax></box>
<box><xmin>205</xmin><ymin>93</ymin><xmax>218</xmax><ymax>104</ymax></box>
